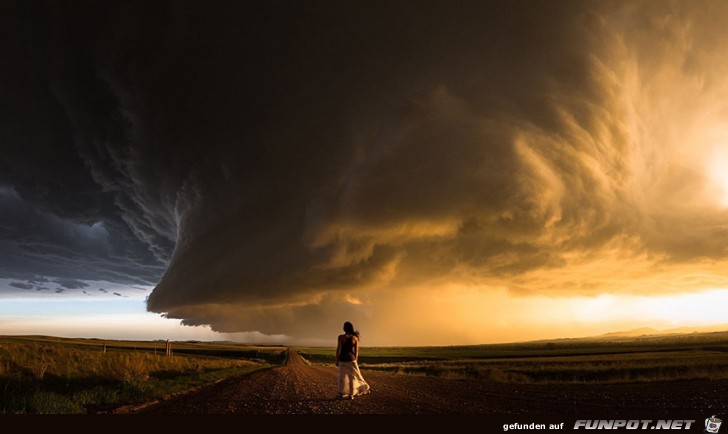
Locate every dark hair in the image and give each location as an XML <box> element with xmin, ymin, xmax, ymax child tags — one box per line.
<box><xmin>343</xmin><ymin>321</ymin><xmax>360</xmax><ymax>338</ymax></box>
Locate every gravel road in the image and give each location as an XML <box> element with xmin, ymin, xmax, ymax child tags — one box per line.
<box><xmin>140</xmin><ymin>349</ymin><xmax>727</xmax><ymax>415</ymax></box>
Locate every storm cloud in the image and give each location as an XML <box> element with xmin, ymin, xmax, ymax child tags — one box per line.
<box><xmin>4</xmin><ymin>1</ymin><xmax>728</xmax><ymax>340</ymax></box>
<box><xmin>8</xmin><ymin>282</ymin><xmax>34</xmax><ymax>291</ymax></box>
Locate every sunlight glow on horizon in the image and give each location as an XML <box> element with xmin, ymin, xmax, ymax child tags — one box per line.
<box><xmin>3</xmin><ymin>289</ymin><xmax>727</xmax><ymax>346</ymax></box>
<box><xmin>568</xmin><ymin>289</ymin><xmax>728</xmax><ymax>328</ymax></box>
<box><xmin>431</xmin><ymin>287</ymin><xmax>728</xmax><ymax>345</ymax></box>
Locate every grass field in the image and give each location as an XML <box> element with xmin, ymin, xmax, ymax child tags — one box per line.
<box><xmin>0</xmin><ymin>336</ymin><xmax>286</xmax><ymax>414</ymax></box>
<box><xmin>5</xmin><ymin>331</ymin><xmax>728</xmax><ymax>413</ymax></box>
<box><xmin>299</xmin><ymin>331</ymin><xmax>728</xmax><ymax>384</ymax></box>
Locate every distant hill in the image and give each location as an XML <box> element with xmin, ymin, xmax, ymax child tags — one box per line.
<box><xmin>600</xmin><ymin>327</ymin><xmax>659</xmax><ymax>338</ymax></box>
<box><xmin>598</xmin><ymin>324</ymin><xmax>728</xmax><ymax>338</ymax></box>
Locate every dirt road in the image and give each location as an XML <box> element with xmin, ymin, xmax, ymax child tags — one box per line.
<box><xmin>140</xmin><ymin>349</ymin><xmax>726</xmax><ymax>414</ymax></box>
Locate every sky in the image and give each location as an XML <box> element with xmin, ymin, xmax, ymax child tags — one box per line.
<box><xmin>2</xmin><ymin>0</ymin><xmax>728</xmax><ymax>346</ymax></box>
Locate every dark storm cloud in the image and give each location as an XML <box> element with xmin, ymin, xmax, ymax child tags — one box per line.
<box><xmin>143</xmin><ymin>0</ymin><xmax>728</xmax><ymax>317</ymax></box>
<box><xmin>0</xmin><ymin>0</ymin><xmax>168</xmax><ymax>293</ymax></box>
<box><xmin>134</xmin><ymin>0</ymin><xmax>622</xmax><ymax>309</ymax></box>
<box><xmin>0</xmin><ymin>185</ymin><xmax>165</xmax><ymax>289</ymax></box>
<box><xmin>5</xmin><ymin>0</ymin><xmax>728</xmax><ymax>338</ymax></box>
<box><xmin>9</xmin><ymin>282</ymin><xmax>33</xmax><ymax>290</ymax></box>
<box><xmin>53</xmin><ymin>278</ymin><xmax>88</xmax><ymax>290</ymax></box>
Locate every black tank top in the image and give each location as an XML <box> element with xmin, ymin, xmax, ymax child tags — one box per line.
<box><xmin>339</xmin><ymin>335</ymin><xmax>356</xmax><ymax>362</ymax></box>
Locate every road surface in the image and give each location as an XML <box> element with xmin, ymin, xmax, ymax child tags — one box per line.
<box><xmin>140</xmin><ymin>349</ymin><xmax>726</xmax><ymax>414</ymax></box>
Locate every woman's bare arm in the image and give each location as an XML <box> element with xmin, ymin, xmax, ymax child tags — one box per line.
<box><xmin>335</xmin><ymin>335</ymin><xmax>341</xmax><ymax>366</ymax></box>
<box><xmin>352</xmin><ymin>336</ymin><xmax>359</xmax><ymax>361</ymax></box>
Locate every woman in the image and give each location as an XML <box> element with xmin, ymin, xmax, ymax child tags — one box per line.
<box><xmin>335</xmin><ymin>321</ymin><xmax>370</xmax><ymax>399</ymax></box>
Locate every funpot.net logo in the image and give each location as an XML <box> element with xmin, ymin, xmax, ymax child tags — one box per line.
<box><xmin>572</xmin><ymin>416</ymin><xmax>723</xmax><ymax>431</ymax></box>
<box><xmin>573</xmin><ymin>420</ymin><xmax>695</xmax><ymax>430</ymax></box>
<box><xmin>706</xmin><ymin>416</ymin><xmax>722</xmax><ymax>434</ymax></box>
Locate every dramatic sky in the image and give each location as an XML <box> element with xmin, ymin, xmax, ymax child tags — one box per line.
<box><xmin>3</xmin><ymin>0</ymin><xmax>728</xmax><ymax>345</ymax></box>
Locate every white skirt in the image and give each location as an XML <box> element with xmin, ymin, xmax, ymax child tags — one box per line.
<box><xmin>338</xmin><ymin>361</ymin><xmax>370</xmax><ymax>397</ymax></box>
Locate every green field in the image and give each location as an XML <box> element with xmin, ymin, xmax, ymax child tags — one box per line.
<box><xmin>299</xmin><ymin>331</ymin><xmax>728</xmax><ymax>384</ymax></box>
<box><xmin>0</xmin><ymin>336</ymin><xmax>286</xmax><ymax>414</ymax></box>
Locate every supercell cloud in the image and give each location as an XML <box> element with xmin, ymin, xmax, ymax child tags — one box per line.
<box><xmin>4</xmin><ymin>1</ymin><xmax>728</xmax><ymax>340</ymax></box>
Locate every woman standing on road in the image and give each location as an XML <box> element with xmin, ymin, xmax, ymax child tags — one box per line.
<box><xmin>336</xmin><ymin>321</ymin><xmax>370</xmax><ymax>399</ymax></box>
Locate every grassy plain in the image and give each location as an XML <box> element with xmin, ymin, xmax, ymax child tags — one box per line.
<box><xmin>300</xmin><ymin>331</ymin><xmax>728</xmax><ymax>384</ymax></box>
<box><xmin>0</xmin><ymin>335</ymin><xmax>286</xmax><ymax>414</ymax></box>
<box><xmin>5</xmin><ymin>331</ymin><xmax>728</xmax><ymax>413</ymax></box>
